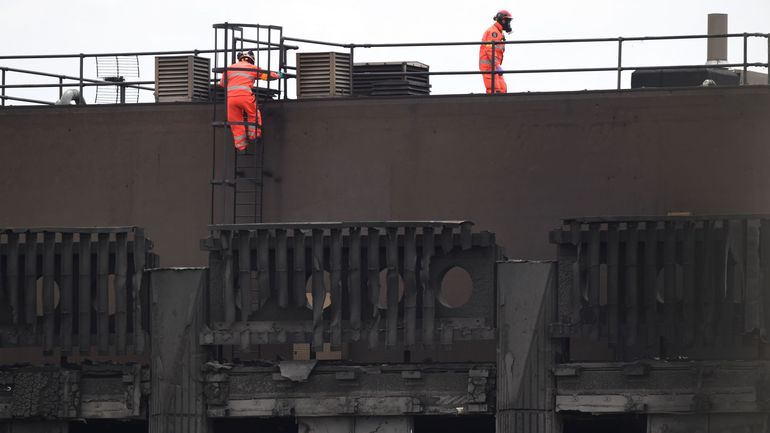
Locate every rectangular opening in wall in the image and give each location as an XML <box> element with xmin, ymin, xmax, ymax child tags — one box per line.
<box><xmin>212</xmin><ymin>417</ymin><xmax>298</xmax><ymax>433</ymax></box>
<box><xmin>70</xmin><ymin>420</ymin><xmax>148</xmax><ymax>433</ymax></box>
<box><xmin>562</xmin><ymin>413</ymin><xmax>646</xmax><ymax>433</ymax></box>
<box><xmin>414</xmin><ymin>415</ymin><xmax>495</xmax><ymax>433</ymax></box>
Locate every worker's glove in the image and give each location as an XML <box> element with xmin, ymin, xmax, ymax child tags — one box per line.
<box><xmin>279</xmin><ymin>71</ymin><xmax>286</xmax><ymax>79</ymax></box>
<box><xmin>495</xmin><ymin>66</ymin><xmax>504</xmax><ymax>76</ymax></box>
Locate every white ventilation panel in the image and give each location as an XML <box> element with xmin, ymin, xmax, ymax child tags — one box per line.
<box><xmin>296</xmin><ymin>52</ymin><xmax>351</xmax><ymax>98</ymax></box>
<box><xmin>155</xmin><ymin>56</ymin><xmax>211</xmax><ymax>102</ymax></box>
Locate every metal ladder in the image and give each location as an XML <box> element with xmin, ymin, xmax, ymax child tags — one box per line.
<box><xmin>234</xmin><ymin>143</ymin><xmax>265</xmax><ymax>223</ymax></box>
<box><xmin>210</xmin><ymin>23</ymin><xmax>285</xmax><ymax>224</ymax></box>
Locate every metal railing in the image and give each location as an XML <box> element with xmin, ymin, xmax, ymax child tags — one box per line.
<box><xmin>285</xmin><ymin>32</ymin><xmax>770</xmax><ymax>94</ymax></box>
<box><xmin>1</xmin><ymin>29</ymin><xmax>768</xmax><ymax>105</ymax></box>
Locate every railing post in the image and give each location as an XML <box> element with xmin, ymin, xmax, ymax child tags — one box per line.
<box><xmin>349</xmin><ymin>45</ymin><xmax>355</xmax><ymax>96</ymax></box>
<box><xmin>742</xmin><ymin>33</ymin><xmax>748</xmax><ymax>85</ymax></box>
<box><xmin>767</xmin><ymin>34</ymin><xmax>770</xmax><ymax>85</ymax></box>
<box><xmin>1</xmin><ymin>68</ymin><xmax>5</xmax><ymax>106</ymax></box>
<box><xmin>617</xmin><ymin>37</ymin><xmax>623</xmax><ymax>90</ymax></box>
<box><xmin>79</xmin><ymin>54</ymin><xmax>84</xmax><ymax>103</ymax></box>
<box><xmin>491</xmin><ymin>40</ymin><xmax>496</xmax><ymax>94</ymax></box>
<box><xmin>59</xmin><ymin>77</ymin><xmax>64</xmax><ymax>99</ymax></box>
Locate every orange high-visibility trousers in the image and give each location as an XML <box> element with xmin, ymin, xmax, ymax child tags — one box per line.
<box><xmin>481</xmin><ymin>68</ymin><xmax>507</xmax><ymax>94</ymax></box>
<box><xmin>227</xmin><ymin>94</ymin><xmax>262</xmax><ymax>151</ymax></box>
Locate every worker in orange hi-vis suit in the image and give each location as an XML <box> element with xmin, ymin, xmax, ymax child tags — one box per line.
<box><xmin>479</xmin><ymin>10</ymin><xmax>513</xmax><ymax>94</ymax></box>
<box><xmin>219</xmin><ymin>51</ymin><xmax>281</xmax><ymax>151</ymax></box>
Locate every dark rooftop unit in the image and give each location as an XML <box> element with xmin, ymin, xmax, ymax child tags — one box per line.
<box><xmin>631</xmin><ymin>67</ymin><xmax>740</xmax><ymax>88</ymax></box>
<box><xmin>353</xmin><ymin>62</ymin><xmax>431</xmax><ymax>96</ymax></box>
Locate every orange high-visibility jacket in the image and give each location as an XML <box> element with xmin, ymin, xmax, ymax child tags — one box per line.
<box><xmin>479</xmin><ymin>22</ymin><xmax>506</xmax><ymax>70</ymax></box>
<box><xmin>218</xmin><ymin>60</ymin><xmax>279</xmax><ymax>97</ymax></box>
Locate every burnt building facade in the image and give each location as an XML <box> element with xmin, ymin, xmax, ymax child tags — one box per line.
<box><xmin>2</xmin><ymin>24</ymin><xmax>770</xmax><ymax>432</ymax></box>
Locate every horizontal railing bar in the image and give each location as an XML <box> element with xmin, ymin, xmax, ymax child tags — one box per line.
<box><xmin>347</xmin><ymin>62</ymin><xmax>767</xmax><ymax>78</ymax></box>
<box><xmin>0</xmin><ymin>94</ymin><xmax>54</xmax><ymax>105</ymax></box>
<box><xmin>1</xmin><ymin>66</ymin><xmax>107</xmax><ymax>82</ymax></box>
<box><xmin>1</xmin><ymin>82</ymin><xmax>154</xmax><ymax>90</ymax></box>
<box><xmin>213</xmin><ymin>23</ymin><xmax>283</xmax><ymax>30</ymax></box>
<box><xmin>282</xmin><ymin>36</ymin><xmax>350</xmax><ymax>48</ymax></box>
<box><xmin>285</xmin><ymin>32</ymin><xmax>769</xmax><ymax>50</ymax></box>
<box><xmin>0</xmin><ymin>49</ymin><xmax>219</xmax><ymax>60</ymax></box>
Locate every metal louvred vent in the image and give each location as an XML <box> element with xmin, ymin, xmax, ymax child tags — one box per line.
<box><xmin>353</xmin><ymin>61</ymin><xmax>431</xmax><ymax>97</ymax></box>
<box><xmin>296</xmin><ymin>52</ymin><xmax>352</xmax><ymax>98</ymax></box>
<box><xmin>155</xmin><ymin>56</ymin><xmax>211</xmax><ymax>102</ymax></box>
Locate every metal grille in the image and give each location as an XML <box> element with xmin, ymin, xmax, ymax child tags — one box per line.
<box><xmin>353</xmin><ymin>62</ymin><xmax>431</xmax><ymax>96</ymax></box>
<box><xmin>0</xmin><ymin>227</ymin><xmax>155</xmax><ymax>357</ymax></box>
<box><xmin>201</xmin><ymin>221</ymin><xmax>498</xmax><ymax>350</ymax></box>
<box><xmin>95</xmin><ymin>55</ymin><xmax>140</xmax><ymax>104</ymax></box>
<box><xmin>550</xmin><ymin>215</ymin><xmax>770</xmax><ymax>361</ymax></box>
<box><xmin>297</xmin><ymin>52</ymin><xmax>351</xmax><ymax>98</ymax></box>
<box><xmin>155</xmin><ymin>56</ymin><xmax>211</xmax><ymax>102</ymax></box>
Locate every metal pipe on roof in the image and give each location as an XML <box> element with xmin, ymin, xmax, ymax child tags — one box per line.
<box><xmin>707</xmin><ymin>13</ymin><xmax>728</xmax><ymax>64</ymax></box>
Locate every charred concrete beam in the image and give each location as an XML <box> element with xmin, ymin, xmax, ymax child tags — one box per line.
<box><xmin>0</xmin><ymin>364</ymin><xmax>148</xmax><ymax>420</ymax></box>
<box><xmin>204</xmin><ymin>363</ymin><xmax>495</xmax><ymax>418</ymax></box>
<box><xmin>554</xmin><ymin>361</ymin><xmax>770</xmax><ymax>414</ymax></box>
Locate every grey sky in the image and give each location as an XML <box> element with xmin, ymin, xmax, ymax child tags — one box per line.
<box><xmin>1</xmin><ymin>0</ymin><xmax>768</xmax><ymax>103</ymax></box>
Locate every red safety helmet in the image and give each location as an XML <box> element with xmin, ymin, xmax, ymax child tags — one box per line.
<box><xmin>495</xmin><ymin>9</ymin><xmax>512</xmax><ymax>20</ymax></box>
<box><xmin>238</xmin><ymin>51</ymin><xmax>255</xmax><ymax>64</ymax></box>
<box><xmin>494</xmin><ymin>9</ymin><xmax>513</xmax><ymax>33</ymax></box>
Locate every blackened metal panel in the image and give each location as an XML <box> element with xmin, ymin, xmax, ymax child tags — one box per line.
<box><xmin>97</xmin><ymin>232</ymin><xmax>110</xmax><ymax>354</ymax></box>
<box><xmin>115</xmin><ymin>231</ymin><xmax>129</xmax><ymax>355</ymax></box>
<box><xmin>721</xmin><ymin>220</ymin><xmax>738</xmax><ymax>346</ymax></box>
<box><xmin>330</xmin><ymin>228</ymin><xmax>343</xmax><ymax>347</ymax></box>
<box><xmin>572</xmin><ymin>222</ymin><xmax>584</xmax><ymax>335</ymax></box>
<box><xmin>348</xmin><ymin>227</ymin><xmax>362</xmax><ymax>340</ymax></box>
<box><xmin>404</xmin><ymin>226</ymin><xmax>418</xmax><ymax>347</ymax></box>
<box><xmin>588</xmin><ymin>223</ymin><xmax>600</xmax><ymax>340</ymax></box>
<box><xmin>682</xmin><ymin>221</ymin><xmax>696</xmax><ymax>346</ymax></box>
<box><xmin>624</xmin><ymin>222</ymin><xmax>639</xmax><ymax>346</ymax></box>
<box><xmin>745</xmin><ymin>219</ymin><xmax>762</xmax><ymax>336</ymax></box>
<box><xmin>386</xmin><ymin>227</ymin><xmax>399</xmax><ymax>347</ymax></box>
<box><xmin>441</xmin><ymin>225</ymin><xmax>453</xmax><ymax>254</ymax></box>
<box><xmin>276</xmin><ymin>229</ymin><xmax>289</xmax><ymax>308</ymax></box>
<box><xmin>222</xmin><ymin>230</ymin><xmax>236</xmax><ymax>324</ymax></box>
<box><xmin>256</xmin><ymin>230</ymin><xmax>270</xmax><ymax>310</ymax></box>
<box><xmin>293</xmin><ymin>229</ymin><xmax>306</xmax><ymax>308</ymax></box>
<box><xmin>42</xmin><ymin>231</ymin><xmax>55</xmax><ymax>353</ymax></box>
<box><xmin>133</xmin><ymin>228</ymin><xmax>147</xmax><ymax>354</ymax></box>
<box><xmin>79</xmin><ymin>232</ymin><xmax>92</xmax><ymax>353</ymax></box>
<box><xmin>238</xmin><ymin>230</ymin><xmax>252</xmax><ymax>321</ymax></box>
<box><xmin>311</xmin><ymin>228</ymin><xmax>325</xmax><ymax>349</ymax></box>
<box><xmin>607</xmin><ymin>222</ymin><xmax>619</xmax><ymax>348</ymax></box>
<box><xmin>761</xmin><ymin>219</ymin><xmax>770</xmax><ymax>339</ymax></box>
<box><xmin>497</xmin><ymin>261</ymin><xmax>556</xmax><ymax>433</ymax></box>
<box><xmin>461</xmin><ymin>222</ymin><xmax>472</xmax><ymax>250</ymax></box>
<box><xmin>421</xmin><ymin>226</ymin><xmax>435</xmax><ymax>346</ymax></box>
<box><xmin>7</xmin><ymin>232</ymin><xmax>19</xmax><ymax>326</ymax></box>
<box><xmin>644</xmin><ymin>221</ymin><xmax>658</xmax><ymax>352</ymax></box>
<box><xmin>60</xmin><ymin>232</ymin><xmax>74</xmax><ymax>353</ymax></box>
<box><xmin>24</xmin><ymin>231</ymin><xmax>37</xmax><ymax>328</ymax></box>
<box><xmin>702</xmin><ymin>221</ymin><xmax>716</xmax><ymax>346</ymax></box>
<box><xmin>663</xmin><ymin>221</ymin><xmax>678</xmax><ymax>347</ymax></box>
<box><xmin>367</xmin><ymin>227</ymin><xmax>381</xmax><ymax>348</ymax></box>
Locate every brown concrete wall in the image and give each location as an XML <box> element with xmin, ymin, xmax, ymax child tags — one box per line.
<box><xmin>1</xmin><ymin>86</ymin><xmax>769</xmax><ymax>265</ymax></box>
<box><xmin>0</xmin><ymin>104</ymin><xmax>218</xmax><ymax>266</ymax></box>
<box><xmin>264</xmin><ymin>86</ymin><xmax>770</xmax><ymax>260</ymax></box>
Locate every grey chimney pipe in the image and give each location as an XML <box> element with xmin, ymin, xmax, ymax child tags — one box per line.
<box><xmin>55</xmin><ymin>89</ymin><xmax>86</xmax><ymax>105</ymax></box>
<box><xmin>707</xmin><ymin>13</ymin><xmax>728</xmax><ymax>64</ymax></box>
